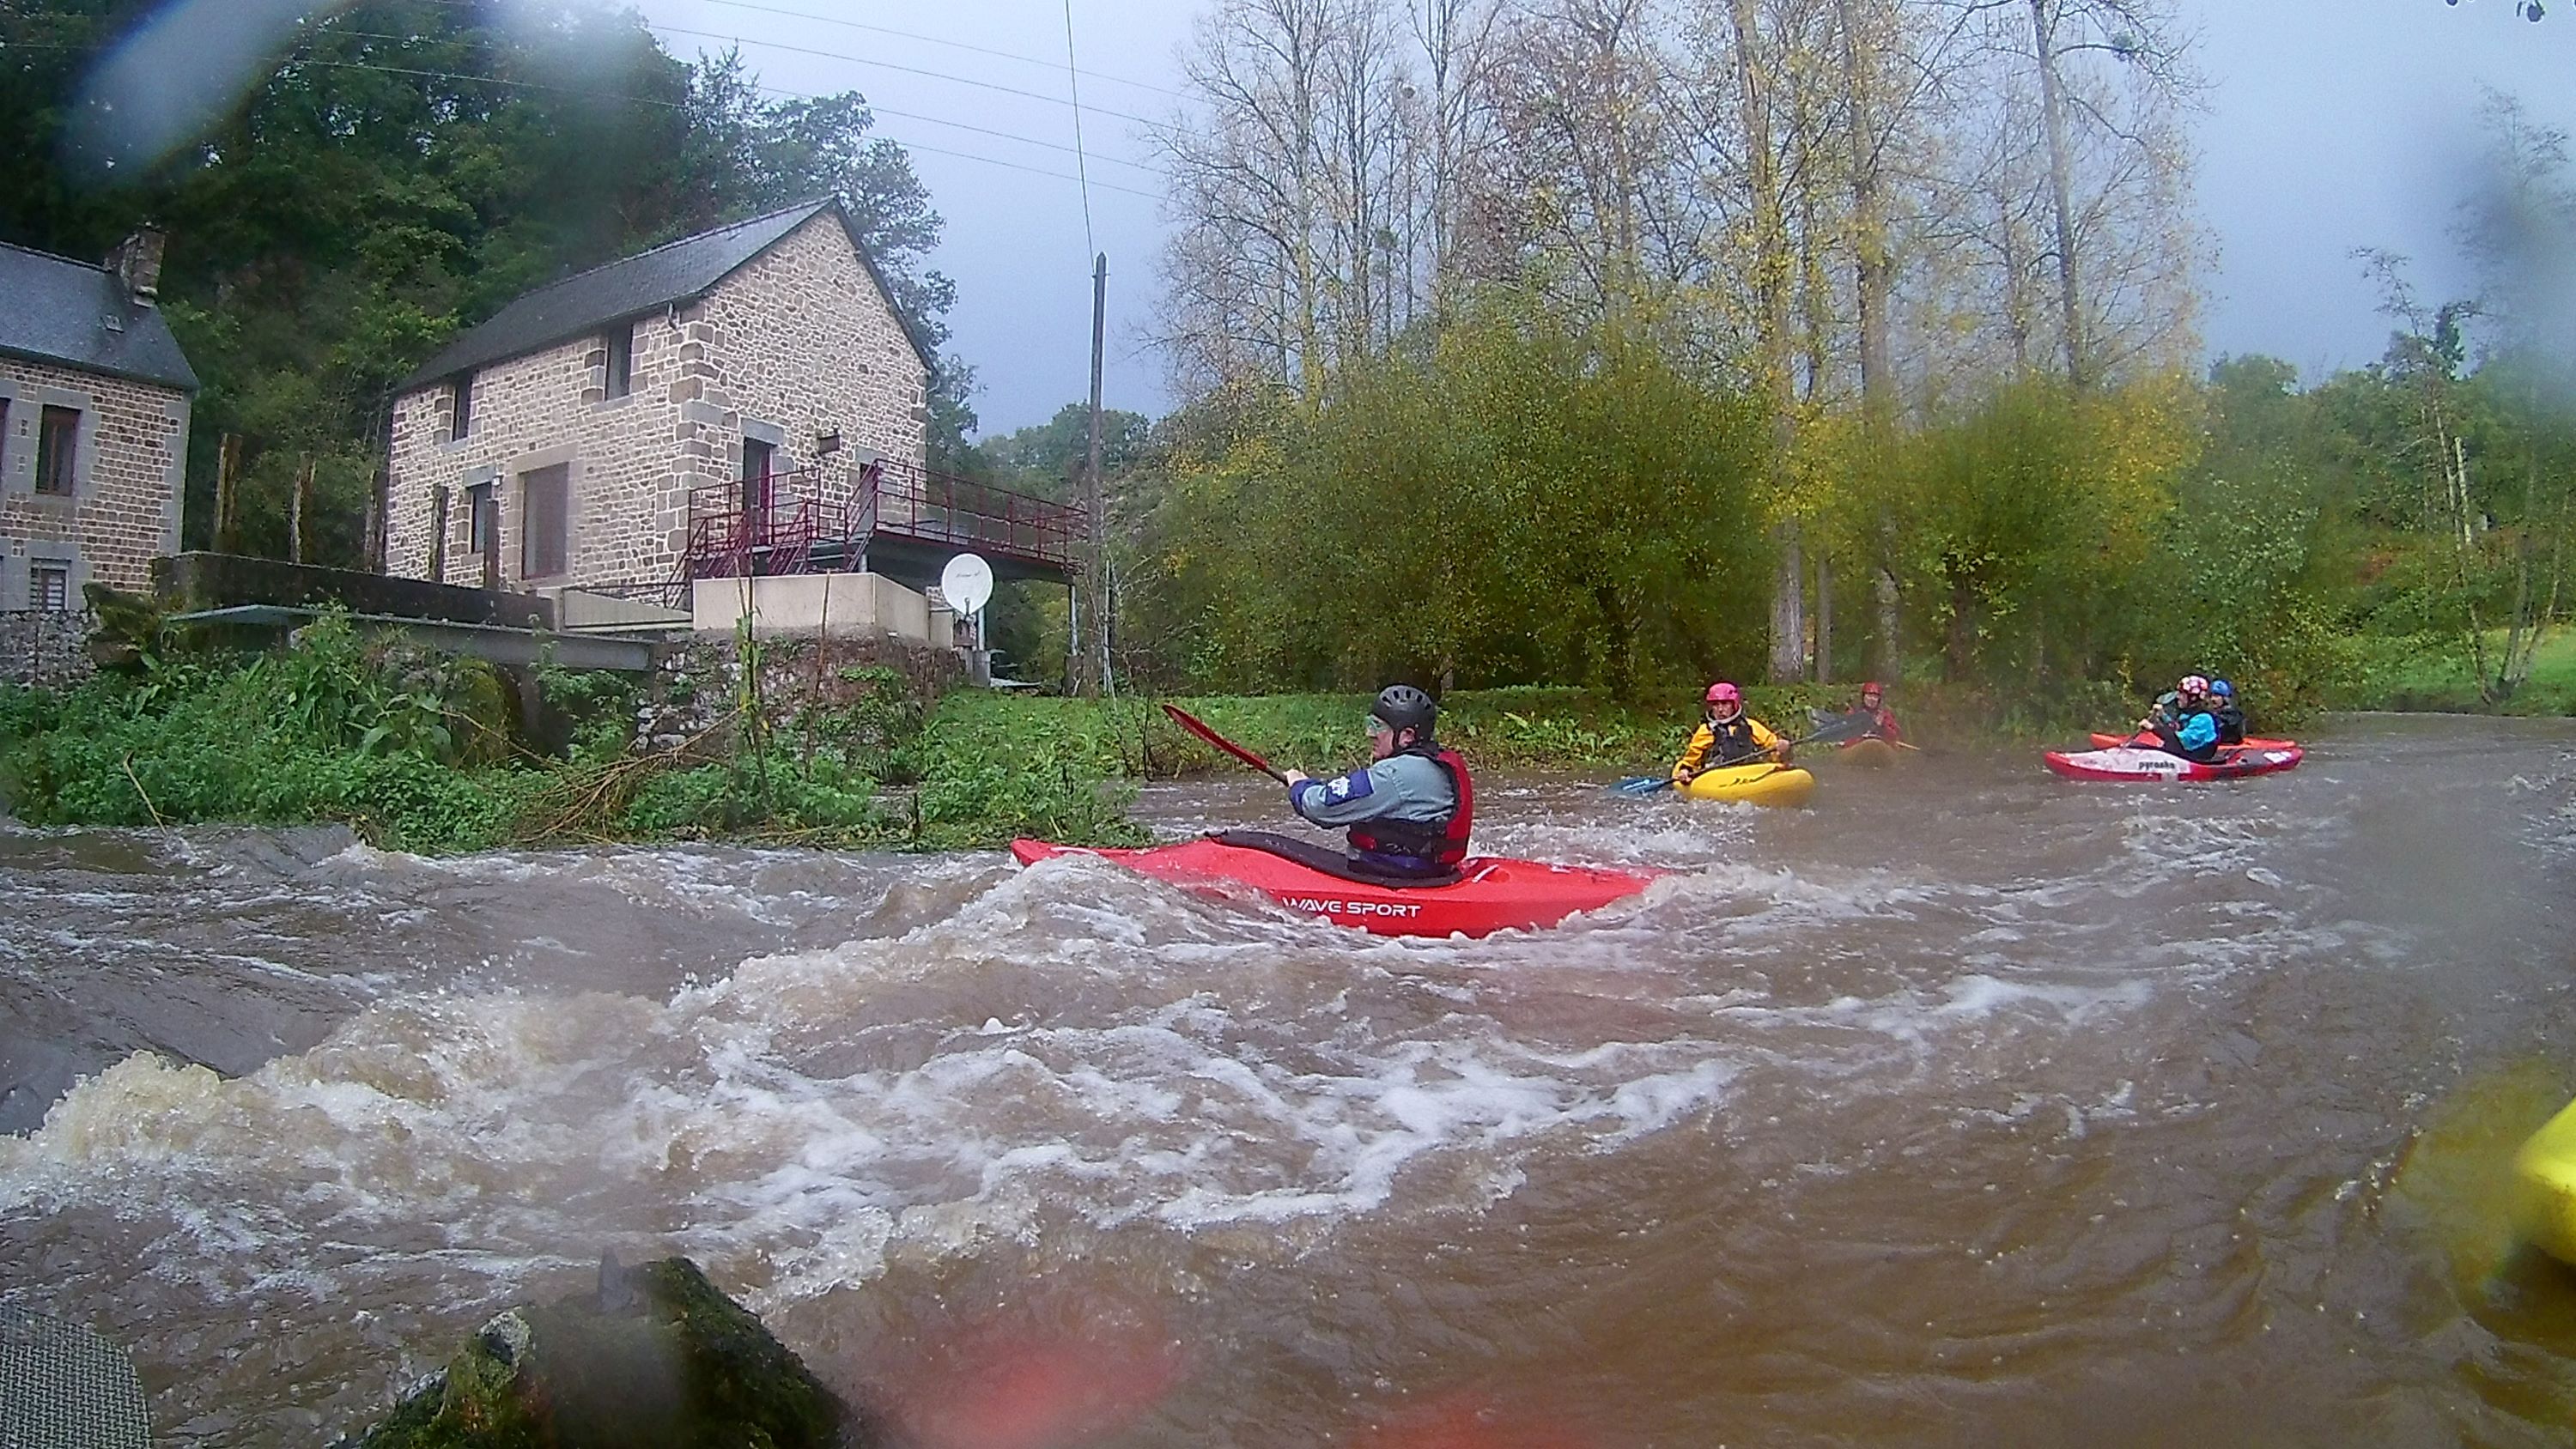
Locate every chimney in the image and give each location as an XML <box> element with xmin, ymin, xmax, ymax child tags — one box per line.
<box><xmin>105</xmin><ymin>229</ymin><xmax>167</xmax><ymax>306</ymax></box>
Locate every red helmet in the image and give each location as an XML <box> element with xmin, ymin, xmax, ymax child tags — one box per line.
<box><xmin>2180</xmin><ymin>674</ymin><xmax>2210</xmax><ymax>695</ymax></box>
<box><xmin>1705</xmin><ymin>682</ymin><xmax>1741</xmax><ymax>705</ymax></box>
<box><xmin>1860</xmin><ymin>681</ymin><xmax>1884</xmax><ymax>696</ymax></box>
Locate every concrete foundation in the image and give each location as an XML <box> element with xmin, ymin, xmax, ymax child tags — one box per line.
<box><xmin>690</xmin><ymin>572</ymin><xmax>953</xmax><ymax>647</ymax></box>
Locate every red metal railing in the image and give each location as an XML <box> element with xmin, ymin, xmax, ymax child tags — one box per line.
<box><xmin>682</xmin><ymin>472</ymin><xmax>846</xmax><ymax>581</ymax></box>
<box><xmin>860</xmin><ymin>457</ymin><xmax>1085</xmax><ymax>572</ymax></box>
<box><xmin>677</xmin><ymin>459</ymin><xmax>1084</xmax><ymax>588</ymax></box>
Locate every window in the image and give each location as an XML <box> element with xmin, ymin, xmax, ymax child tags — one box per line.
<box><xmin>520</xmin><ymin>464</ymin><xmax>568</xmax><ymax>578</ymax></box>
<box><xmin>447</xmin><ymin>373</ymin><xmax>474</xmax><ymax>441</ymax></box>
<box><xmin>31</xmin><ymin>563</ymin><xmax>71</xmax><ymax>612</ymax></box>
<box><xmin>605</xmin><ymin>324</ymin><xmax>634</xmax><ymax>399</ymax></box>
<box><xmin>36</xmin><ymin>405</ymin><xmax>79</xmax><ymax>495</ymax></box>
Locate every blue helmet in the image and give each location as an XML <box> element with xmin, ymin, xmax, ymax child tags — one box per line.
<box><xmin>2209</xmin><ymin>679</ymin><xmax>2233</xmax><ymax>697</ymax></box>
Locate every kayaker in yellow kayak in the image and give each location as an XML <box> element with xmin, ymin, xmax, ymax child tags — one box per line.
<box><xmin>1673</xmin><ymin>682</ymin><xmax>1788</xmax><ymax>784</ymax></box>
<box><xmin>1279</xmin><ymin>684</ymin><xmax>1477</xmax><ymax>878</ymax></box>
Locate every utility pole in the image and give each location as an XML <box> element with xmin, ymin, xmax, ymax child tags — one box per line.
<box><xmin>1081</xmin><ymin>252</ymin><xmax>1109</xmax><ymax>697</ymax></box>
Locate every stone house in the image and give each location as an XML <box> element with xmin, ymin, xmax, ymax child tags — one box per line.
<box><xmin>0</xmin><ymin>233</ymin><xmax>197</xmax><ymax>609</ymax></box>
<box><xmin>381</xmin><ymin>198</ymin><xmax>933</xmax><ymax>600</ymax></box>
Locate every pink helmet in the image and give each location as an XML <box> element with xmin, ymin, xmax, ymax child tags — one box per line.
<box><xmin>2180</xmin><ymin>674</ymin><xmax>2210</xmax><ymax>695</ymax></box>
<box><xmin>1705</xmin><ymin>682</ymin><xmax>1741</xmax><ymax>705</ymax></box>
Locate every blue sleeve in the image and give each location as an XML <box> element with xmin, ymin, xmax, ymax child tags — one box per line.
<box><xmin>1289</xmin><ymin>766</ymin><xmax>1376</xmax><ymax>823</ymax></box>
<box><xmin>2179</xmin><ymin>712</ymin><xmax>2218</xmax><ymax>750</ymax></box>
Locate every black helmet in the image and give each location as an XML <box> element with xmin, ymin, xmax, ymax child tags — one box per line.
<box><xmin>1371</xmin><ymin>684</ymin><xmax>1437</xmax><ymax>738</ymax></box>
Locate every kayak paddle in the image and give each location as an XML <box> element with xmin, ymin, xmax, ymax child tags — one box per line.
<box><xmin>1161</xmin><ymin>703</ymin><xmax>1290</xmax><ymax>785</ymax></box>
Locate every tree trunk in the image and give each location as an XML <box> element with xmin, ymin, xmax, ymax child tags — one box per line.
<box><xmin>1833</xmin><ymin>0</ymin><xmax>1903</xmax><ymax>681</ymax></box>
<box><xmin>1814</xmin><ymin>553</ymin><xmax>1834</xmax><ymax>684</ymax></box>
<box><xmin>2030</xmin><ymin>0</ymin><xmax>2088</xmax><ymax>389</ymax></box>
<box><xmin>214</xmin><ymin>433</ymin><xmax>244</xmax><ymax>555</ymax></box>
<box><xmin>289</xmin><ymin>456</ymin><xmax>313</xmax><ymax>564</ymax></box>
<box><xmin>1730</xmin><ymin>0</ymin><xmax>1802</xmax><ymax>682</ymax></box>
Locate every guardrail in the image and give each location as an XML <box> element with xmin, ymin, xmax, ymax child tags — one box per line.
<box><xmin>677</xmin><ymin>461</ymin><xmax>1085</xmax><ymax>588</ymax></box>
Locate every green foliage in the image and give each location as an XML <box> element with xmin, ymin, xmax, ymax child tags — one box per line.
<box><xmin>0</xmin><ymin>614</ymin><xmax>545</xmax><ymax>852</ymax></box>
<box><xmin>896</xmin><ymin>694</ymin><xmax>1145</xmax><ymax>849</ymax></box>
<box><xmin>535</xmin><ymin>665</ymin><xmax>641</xmax><ymax>767</ymax></box>
<box><xmin>621</xmin><ymin>755</ymin><xmax>884</xmax><ymax>845</ymax></box>
<box><xmin>1125</xmin><ymin>298</ymin><xmax>1771</xmax><ymax>697</ymax></box>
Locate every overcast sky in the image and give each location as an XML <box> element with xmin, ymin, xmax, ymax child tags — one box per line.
<box><xmin>625</xmin><ymin>0</ymin><xmax>2574</xmax><ymax>438</ymax></box>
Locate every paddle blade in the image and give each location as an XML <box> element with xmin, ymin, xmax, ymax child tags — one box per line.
<box><xmin>1609</xmin><ymin>775</ymin><xmax>1674</xmax><ymax>797</ymax></box>
<box><xmin>1160</xmin><ymin>703</ymin><xmax>1285</xmax><ymax>783</ymax></box>
<box><xmin>1800</xmin><ymin>710</ymin><xmax>1874</xmax><ymax>747</ymax></box>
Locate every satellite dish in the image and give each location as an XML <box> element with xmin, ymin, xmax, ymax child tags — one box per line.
<box><xmin>939</xmin><ymin>552</ymin><xmax>994</xmax><ymax>617</ymax></box>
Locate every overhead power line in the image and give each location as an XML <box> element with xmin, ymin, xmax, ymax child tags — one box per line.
<box><xmin>678</xmin><ymin>0</ymin><xmax>1184</xmax><ymax>100</ymax></box>
<box><xmin>274</xmin><ymin>51</ymin><xmax>1167</xmax><ymax>199</ymax></box>
<box><xmin>647</xmin><ymin>21</ymin><xmax>1163</xmax><ymax>128</ymax></box>
<box><xmin>1063</xmin><ymin>0</ymin><xmax>1096</xmax><ymax>259</ymax></box>
<box><xmin>304</xmin><ymin>21</ymin><xmax>1166</xmax><ymax>178</ymax></box>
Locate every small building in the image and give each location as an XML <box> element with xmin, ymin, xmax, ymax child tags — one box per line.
<box><xmin>380</xmin><ymin>198</ymin><xmax>1079</xmax><ymax>642</ymax></box>
<box><xmin>0</xmin><ymin>233</ymin><xmax>197</xmax><ymax>610</ymax></box>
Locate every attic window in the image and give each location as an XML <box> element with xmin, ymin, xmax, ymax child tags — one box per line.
<box><xmin>447</xmin><ymin>372</ymin><xmax>475</xmax><ymax>440</ymax></box>
<box><xmin>605</xmin><ymin>324</ymin><xmax>634</xmax><ymax>399</ymax></box>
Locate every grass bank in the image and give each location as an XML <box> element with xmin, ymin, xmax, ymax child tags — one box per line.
<box><xmin>2332</xmin><ymin>627</ymin><xmax>2576</xmax><ymax>716</ymax></box>
<box><xmin>0</xmin><ymin>617</ymin><xmax>2196</xmax><ymax>856</ymax></box>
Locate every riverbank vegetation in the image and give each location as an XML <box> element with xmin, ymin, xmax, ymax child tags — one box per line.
<box><xmin>0</xmin><ymin>613</ymin><xmax>1929</xmax><ymax>853</ymax></box>
<box><xmin>0</xmin><ymin>615</ymin><xmax>1155</xmax><ymax>854</ymax></box>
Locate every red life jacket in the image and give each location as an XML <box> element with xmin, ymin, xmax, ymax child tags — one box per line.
<box><xmin>1347</xmin><ymin>745</ymin><xmax>1474</xmax><ymax>868</ymax></box>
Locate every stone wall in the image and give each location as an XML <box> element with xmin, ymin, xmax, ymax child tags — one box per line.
<box><xmin>0</xmin><ymin>608</ymin><xmax>97</xmax><ymax>686</ymax></box>
<box><xmin>381</xmin><ymin>211</ymin><xmax>931</xmax><ymax>599</ymax></box>
<box><xmin>636</xmin><ymin>631</ymin><xmax>962</xmax><ymax>754</ymax></box>
<box><xmin>0</xmin><ymin>355</ymin><xmax>191</xmax><ymax>603</ymax></box>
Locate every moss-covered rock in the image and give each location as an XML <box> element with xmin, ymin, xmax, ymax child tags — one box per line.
<box><xmin>351</xmin><ymin>1255</ymin><xmax>872</xmax><ymax>1449</ymax></box>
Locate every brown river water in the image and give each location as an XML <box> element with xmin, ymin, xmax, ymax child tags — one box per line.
<box><xmin>6</xmin><ymin>713</ymin><xmax>2576</xmax><ymax>1446</ymax></box>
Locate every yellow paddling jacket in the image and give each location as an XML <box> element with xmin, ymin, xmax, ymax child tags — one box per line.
<box><xmin>1673</xmin><ymin>715</ymin><xmax>1783</xmax><ymax>779</ymax></box>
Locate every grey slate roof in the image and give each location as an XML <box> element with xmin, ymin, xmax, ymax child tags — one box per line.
<box><xmin>400</xmin><ymin>199</ymin><xmax>933</xmax><ymax>390</ymax></box>
<box><xmin>0</xmin><ymin>243</ymin><xmax>200</xmax><ymax>392</ymax></box>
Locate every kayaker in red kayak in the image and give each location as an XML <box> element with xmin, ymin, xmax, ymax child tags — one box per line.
<box><xmin>1673</xmin><ymin>682</ymin><xmax>1788</xmax><ymax>783</ymax></box>
<box><xmin>1279</xmin><ymin>685</ymin><xmax>1475</xmax><ymax>879</ymax></box>
<box><xmin>2138</xmin><ymin>675</ymin><xmax>2221</xmax><ymax>763</ymax></box>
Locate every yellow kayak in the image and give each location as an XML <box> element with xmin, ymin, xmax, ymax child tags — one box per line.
<box><xmin>1682</xmin><ymin>761</ymin><xmax>1816</xmax><ymax>807</ymax></box>
<box><xmin>2512</xmin><ymin>1095</ymin><xmax>2576</xmax><ymax>1267</ymax></box>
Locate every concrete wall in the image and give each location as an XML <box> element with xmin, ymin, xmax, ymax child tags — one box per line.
<box><xmin>155</xmin><ymin>552</ymin><xmax>554</xmax><ymax>628</ymax></box>
<box><xmin>551</xmin><ymin>587</ymin><xmax>690</xmax><ymax>632</ymax></box>
<box><xmin>691</xmin><ymin>572</ymin><xmax>951</xmax><ymax>646</ymax></box>
<box><xmin>0</xmin><ymin>356</ymin><xmax>190</xmax><ymax>603</ymax></box>
<box><xmin>382</xmin><ymin>212</ymin><xmax>932</xmax><ymax>597</ymax></box>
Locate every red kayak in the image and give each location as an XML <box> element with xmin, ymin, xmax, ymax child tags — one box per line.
<box><xmin>1010</xmin><ymin>835</ymin><xmax>1659</xmax><ymax>938</ymax></box>
<box><xmin>2044</xmin><ymin>743</ymin><xmax>2305</xmax><ymax>782</ymax></box>
<box><xmin>2089</xmin><ymin>731</ymin><xmax>2294</xmax><ymax>751</ymax></box>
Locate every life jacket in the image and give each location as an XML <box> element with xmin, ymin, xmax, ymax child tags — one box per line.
<box><xmin>1704</xmin><ymin>715</ymin><xmax>1765</xmax><ymax>765</ymax></box>
<box><xmin>1346</xmin><ymin>744</ymin><xmax>1474</xmax><ymax>868</ymax></box>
